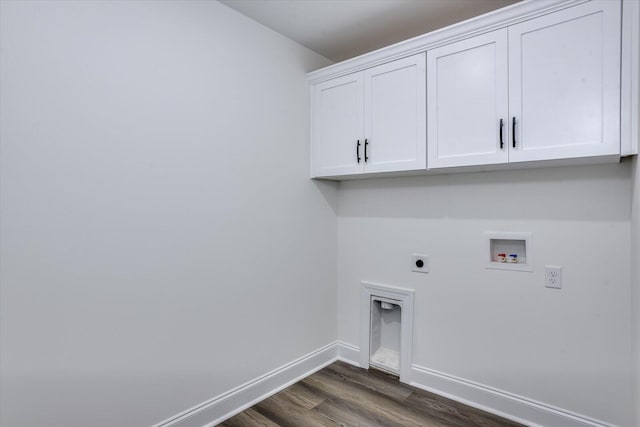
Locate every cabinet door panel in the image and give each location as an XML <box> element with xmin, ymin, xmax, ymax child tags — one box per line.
<box><xmin>427</xmin><ymin>30</ymin><xmax>509</xmax><ymax>168</ymax></box>
<box><xmin>311</xmin><ymin>73</ymin><xmax>364</xmax><ymax>177</ymax></box>
<box><xmin>508</xmin><ymin>0</ymin><xmax>621</xmax><ymax>163</ymax></box>
<box><xmin>364</xmin><ymin>53</ymin><xmax>426</xmax><ymax>173</ymax></box>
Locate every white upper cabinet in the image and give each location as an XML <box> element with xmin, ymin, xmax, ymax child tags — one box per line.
<box><xmin>309</xmin><ymin>0</ymin><xmax>635</xmax><ymax>179</ymax></box>
<box><xmin>428</xmin><ymin>0</ymin><xmax>621</xmax><ymax>169</ymax></box>
<box><xmin>508</xmin><ymin>0</ymin><xmax>621</xmax><ymax>163</ymax></box>
<box><xmin>427</xmin><ymin>29</ymin><xmax>509</xmax><ymax>169</ymax></box>
<box><xmin>312</xmin><ymin>73</ymin><xmax>364</xmax><ymax>177</ymax></box>
<box><xmin>311</xmin><ymin>53</ymin><xmax>425</xmax><ymax>178</ymax></box>
<box><xmin>363</xmin><ymin>54</ymin><xmax>426</xmax><ymax>174</ymax></box>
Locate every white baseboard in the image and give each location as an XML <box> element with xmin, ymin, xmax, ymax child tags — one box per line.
<box><xmin>333</xmin><ymin>342</ymin><xmax>616</xmax><ymax>427</ymax></box>
<box><xmin>410</xmin><ymin>364</ymin><xmax>617</xmax><ymax>427</ymax></box>
<box><xmin>153</xmin><ymin>342</ymin><xmax>338</xmax><ymax>427</ymax></box>
<box><xmin>153</xmin><ymin>340</ymin><xmax>616</xmax><ymax>427</ymax></box>
<box><xmin>336</xmin><ymin>340</ymin><xmax>361</xmax><ymax>367</ymax></box>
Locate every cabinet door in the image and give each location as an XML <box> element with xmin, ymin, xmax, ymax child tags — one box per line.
<box><xmin>311</xmin><ymin>73</ymin><xmax>364</xmax><ymax>177</ymax></box>
<box><xmin>363</xmin><ymin>54</ymin><xmax>426</xmax><ymax>173</ymax></box>
<box><xmin>427</xmin><ymin>30</ymin><xmax>509</xmax><ymax>169</ymax></box>
<box><xmin>508</xmin><ymin>0</ymin><xmax>621</xmax><ymax>163</ymax></box>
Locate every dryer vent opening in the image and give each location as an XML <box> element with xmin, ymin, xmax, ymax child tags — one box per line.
<box><xmin>370</xmin><ymin>297</ymin><xmax>401</xmax><ymax>375</ymax></box>
<box><xmin>360</xmin><ymin>282</ymin><xmax>414</xmax><ymax>382</ymax></box>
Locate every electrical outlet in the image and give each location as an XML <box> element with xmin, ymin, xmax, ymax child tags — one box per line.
<box><xmin>412</xmin><ymin>254</ymin><xmax>429</xmax><ymax>273</ymax></box>
<box><xmin>545</xmin><ymin>266</ymin><xmax>562</xmax><ymax>289</ymax></box>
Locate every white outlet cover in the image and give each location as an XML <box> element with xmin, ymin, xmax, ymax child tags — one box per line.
<box><xmin>412</xmin><ymin>254</ymin><xmax>429</xmax><ymax>273</ymax></box>
<box><xmin>545</xmin><ymin>265</ymin><xmax>562</xmax><ymax>289</ymax></box>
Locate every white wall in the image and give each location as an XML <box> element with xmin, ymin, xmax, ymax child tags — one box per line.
<box><xmin>337</xmin><ymin>163</ymin><xmax>633</xmax><ymax>426</ymax></box>
<box><xmin>632</xmin><ymin>157</ymin><xmax>640</xmax><ymax>426</ymax></box>
<box><xmin>0</xmin><ymin>1</ymin><xmax>336</xmax><ymax>426</ymax></box>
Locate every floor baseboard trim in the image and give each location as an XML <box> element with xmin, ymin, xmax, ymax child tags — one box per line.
<box><xmin>331</xmin><ymin>342</ymin><xmax>615</xmax><ymax>427</ymax></box>
<box><xmin>153</xmin><ymin>342</ymin><xmax>338</xmax><ymax>427</ymax></box>
<box><xmin>410</xmin><ymin>365</ymin><xmax>616</xmax><ymax>427</ymax></box>
<box><xmin>336</xmin><ymin>341</ymin><xmax>361</xmax><ymax>367</ymax></box>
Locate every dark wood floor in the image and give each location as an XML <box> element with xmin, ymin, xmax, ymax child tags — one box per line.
<box><xmin>218</xmin><ymin>361</ymin><xmax>524</xmax><ymax>427</ymax></box>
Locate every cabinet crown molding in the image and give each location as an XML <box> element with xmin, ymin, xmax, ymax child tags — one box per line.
<box><xmin>307</xmin><ymin>0</ymin><xmax>589</xmax><ymax>85</ymax></box>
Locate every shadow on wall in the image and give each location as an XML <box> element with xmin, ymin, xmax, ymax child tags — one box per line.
<box><xmin>336</xmin><ymin>161</ymin><xmax>632</xmax><ymax>222</ymax></box>
<box><xmin>313</xmin><ymin>179</ymin><xmax>339</xmax><ymax>215</ymax></box>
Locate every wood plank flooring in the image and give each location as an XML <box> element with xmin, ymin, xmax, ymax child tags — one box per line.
<box><xmin>218</xmin><ymin>361</ymin><xmax>524</xmax><ymax>427</ymax></box>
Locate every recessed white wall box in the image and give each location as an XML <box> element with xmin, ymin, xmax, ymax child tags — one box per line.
<box><xmin>485</xmin><ymin>231</ymin><xmax>533</xmax><ymax>272</ymax></box>
<box><xmin>411</xmin><ymin>254</ymin><xmax>429</xmax><ymax>273</ymax></box>
<box><xmin>360</xmin><ymin>282</ymin><xmax>414</xmax><ymax>383</ymax></box>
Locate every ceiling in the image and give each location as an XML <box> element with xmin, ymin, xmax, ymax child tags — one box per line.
<box><xmin>218</xmin><ymin>0</ymin><xmax>519</xmax><ymax>62</ymax></box>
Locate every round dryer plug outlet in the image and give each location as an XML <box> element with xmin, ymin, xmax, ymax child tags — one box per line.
<box><xmin>411</xmin><ymin>254</ymin><xmax>429</xmax><ymax>273</ymax></box>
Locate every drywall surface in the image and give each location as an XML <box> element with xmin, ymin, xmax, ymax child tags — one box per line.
<box><xmin>0</xmin><ymin>1</ymin><xmax>335</xmax><ymax>426</ymax></box>
<box><xmin>337</xmin><ymin>163</ymin><xmax>633</xmax><ymax>426</ymax></box>
<box><xmin>632</xmin><ymin>156</ymin><xmax>640</xmax><ymax>426</ymax></box>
